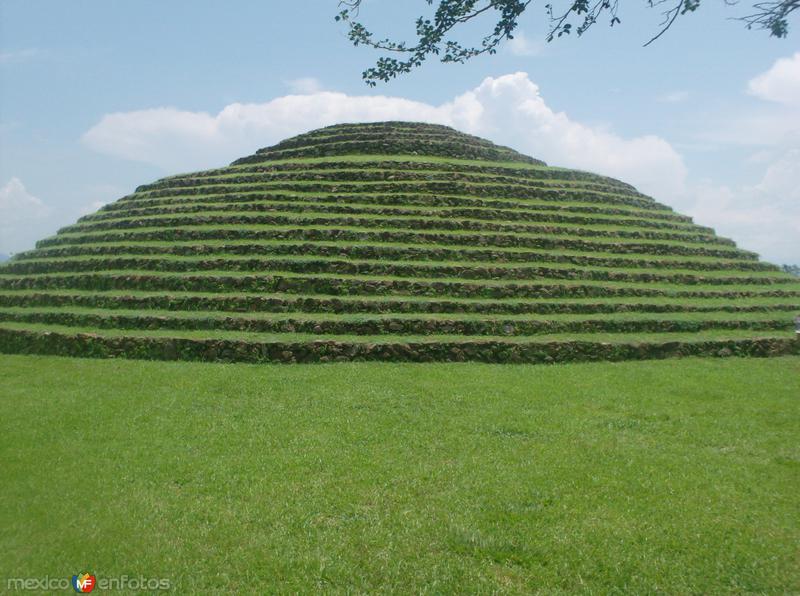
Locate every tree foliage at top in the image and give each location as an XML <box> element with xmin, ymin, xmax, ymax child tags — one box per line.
<box><xmin>336</xmin><ymin>0</ymin><xmax>798</xmax><ymax>86</ymax></box>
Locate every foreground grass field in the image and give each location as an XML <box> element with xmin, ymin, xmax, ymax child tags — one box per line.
<box><xmin>1</xmin><ymin>355</ymin><xmax>798</xmax><ymax>593</ymax></box>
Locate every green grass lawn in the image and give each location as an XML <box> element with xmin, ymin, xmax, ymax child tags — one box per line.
<box><xmin>1</xmin><ymin>355</ymin><xmax>798</xmax><ymax>593</ymax></box>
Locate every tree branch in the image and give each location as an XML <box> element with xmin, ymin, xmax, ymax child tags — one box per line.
<box><xmin>337</xmin><ymin>0</ymin><xmax>797</xmax><ymax>85</ymax></box>
<box><xmin>643</xmin><ymin>0</ymin><xmax>686</xmax><ymax>45</ymax></box>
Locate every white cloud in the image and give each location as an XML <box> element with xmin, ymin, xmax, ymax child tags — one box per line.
<box><xmin>82</xmin><ymin>95</ymin><xmax>448</xmax><ymax>173</ymax></box>
<box><xmin>672</xmin><ymin>53</ymin><xmax>800</xmax><ymax>263</ymax></box>
<box><xmin>77</xmin><ymin>183</ymin><xmax>126</xmax><ymax>216</ymax></box>
<box><xmin>756</xmin><ymin>149</ymin><xmax>800</xmax><ymax>200</ymax></box>
<box><xmin>0</xmin><ymin>178</ymin><xmax>50</xmax><ymax>254</ymax></box>
<box><xmin>658</xmin><ymin>90</ymin><xmax>689</xmax><ymax>103</ymax></box>
<box><xmin>458</xmin><ymin>74</ymin><xmax>688</xmax><ymax>197</ymax></box>
<box><xmin>748</xmin><ymin>52</ymin><xmax>800</xmax><ymax>106</ymax></box>
<box><xmin>700</xmin><ymin>54</ymin><xmax>800</xmax><ymax>148</ymax></box>
<box><xmin>683</xmin><ymin>150</ymin><xmax>800</xmax><ymax>264</ymax></box>
<box><xmin>746</xmin><ymin>149</ymin><xmax>775</xmax><ymax>164</ymax></box>
<box><xmin>506</xmin><ymin>33</ymin><xmax>543</xmax><ymax>57</ymax></box>
<box><xmin>700</xmin><ymin>109</ymin><xmax>800</xmax><ymax>148</ymax></box>
<box><xmin>0</xmin><ymin>178</ymin><xmax>48</xmax><ymax>221</ymax></box>
<box><xmin>82</xmin><ymin>107</ymin><xmax>223</xmax><ymax>173</ymax></box>
<box><xmin>0</xmin><ymin>48</ymin><xmax>41</xmax><ymax>64</ymax></box>
<box><xmin>285</xmin><ymin>77</ymin><xmax>325</xmax><ymax>94</ymax></box>
<box><xmin>82</xmin><ymin>72</ymin><xmax>686</xmax><ymax>197</ymax></box>
<box><xmin>79</xmin><ymin>200</ymin><xmax>109</xmax><ymax>216</ymax></box>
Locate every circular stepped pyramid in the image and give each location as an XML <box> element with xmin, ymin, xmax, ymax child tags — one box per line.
<box><xmin>1</xmin><ymin>121</ymin><xmax>798</xmax><ymax>363</ymax></box>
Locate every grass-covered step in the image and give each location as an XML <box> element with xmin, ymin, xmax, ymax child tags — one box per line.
<box><xmin>2</xmin><ymin>271</ymin><xmax>798</xmax><ymax>299</ymax></box>
<box><xmin>59</xmin><ymin>210</ymin><xmax>726</xmax><ymax>245</ymax></box>
<box><xmin>8</xmin><ymin>254</ymin><xmax>787</xmax><ymax>284</ymax></box>
<box><xmin>17</xmin><ymin>241</ymin><xmax>777</xmax><ymax>271</ymax></box>
<box><xmin>264</xmin><ymin>127</ymin><xmax>533</xmax><ymax>154</ymax></box>
<box><xmin>128</xmin><ymin>175</ymin><xmax>660</xmax><ymax>205</ymax></box>
<box><xmin>228</xmin><ymin>156</ymin><xmax>638</xmax><ymax>190</ymax></box>
<box><xmin>1</xmin><ymin>290</ymin><xmax>796</xmax><ymax>316</ymax></box>
<box><xmin>0</xmin><ymin>324</ymin><xmax>796</xmax><ymax>364</ymax></box>
<box><xmin>113</xmin><ymin>189</ymin><xmax>694</xmax><ymax>223</ymax></box>
<box><xmin>2</xmin><ymin>320</ymin><xmax>794</xmax><ymax>344</ymax></box>
<box><xmin>264</xmin><ymin>126</ymin><xmax>523</xmax><ymax>150</ymax></box>
<box><xmin>128</xmin><ymin>179</ymin><xmax>668</xmax><ymax>210</ymax></box>
<box><xmin>259</xmin><ymin>122</ymin><xmax>544</xmax><ymax>155</ymax></box>
<box><xmin>134</xmin><ymin>168</ymin><xmax>647</xmax><ymax>199</ymax></box>
<box><xmin>239</xmin><ymin>138</ymin><xmax>539</xmax><ymax>165</ymax></box>
<box><xmin>0</xmin><ymin>308</ymin><xmax>791</xmax><ymax>336</ymax></box>
<box><xmin>82</xmin><ymin>197</ymin><xmax>711</xmax><ymax>234</ymax></box>
<box><xmin>38</xmin><ymin>225</ymin><xmax>754</xmax><ymax>260</ymax></box>
<box><xmin>2</xmin><ymin>305</ymin><xmax>794</xmax><ymax>323</ymax></box>
<box><xmin>138</xmin><ymin>164</ymin><xmax>635</xmax><ymax>189</ymax></box>
<box><xmin>269</xmin><ymin>129</ymin><xmax>508</xmax><ymax>150</ymax></box>
<box><xmin>3</xmin><ymin>256</ymin><xmax>793</xmax><ymax>286</ymax></box>
<box><xmin>198</xmin><ymin>156</ymin><xmax>638</xmax><ymax>192</ymax></box>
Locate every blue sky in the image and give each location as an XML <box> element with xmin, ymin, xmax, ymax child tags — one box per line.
<box><xmin>1</xmin><ymin>0</ymin><xmax>798</xmax><ymax>263</ymax></box>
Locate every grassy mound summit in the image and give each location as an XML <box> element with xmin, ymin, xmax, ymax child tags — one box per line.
<box><xmin>1</xmin><ymin>121</ymin><xmax>798</xmax><ymax>363</ymax></box>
